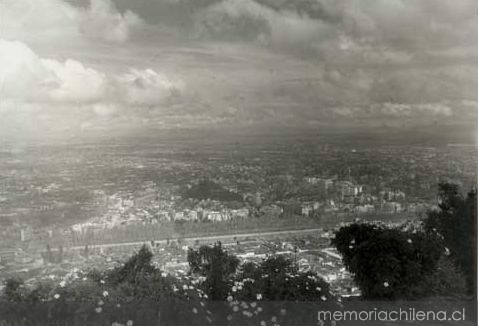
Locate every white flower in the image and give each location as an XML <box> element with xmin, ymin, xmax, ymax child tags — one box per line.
<box><xmin>227</xmin><ymin>315</ymin><xmax>233</xmax><ymax>321</ymax></box>
<box><xmin>116</xmin><ymin>304</ymin><xmax>121</xmax><ymax>308</ymax></box>
<box><xmin>316</xmin><ymin>287</ymin><xmax>322</xmax><ymax>291</ymax></box>
<box><xmin>407</xmin><ymin>239</ymin><xmax>412</xmax><ymax>244</ymax></box>
<box><xmin>192</xmin><ymin>308</ymin><xmax>198</xmax><ymax>314</ymax></box>
<box><xmin>233</xmin><ymin>306</ymin><xmax>239</xmax><ymax>312</ymax></box>
<box><xmin>232</xmin><ymin>286</ymin><xmax>237</xmax><ymax>292</ymax></box>
<box><xmin>256</xmin><ymin>293</ymin><xmax>262</xmax><ymax>300</ymax></box>
<box><xmin>250</xmin><ymin>302</ymin><xmax>257</xmax><ymax>308</ymax></box>
<box><xmin>271</xmin><ymin>316</ymin><xmax>277</xmax><ymax>322</ymax></box>
<box><xmin>103</xmin><ymin>291</ymin><xmax>109</xmax><ymax>297</ymax></box>
<box><xmin>98</xmin><ymin>300</ymin><xmax>104</xmax><ymax>306</ymax></box>
<box><xmin>59</xmin><ymin>281</ymin><xmax>66</xmax><ymax>288</ymax></box>
<box><xmin>321</xmin><ymin>295</ymin><xmax>327</xmax><ymax>301</ymax></box>
<box><xmin>100</xmin><ymin>280</ymin><xmax>105</xmax><ymax>284</ymax></box>
<box><xmin>383</xmin><ymin>282</ymin><xmax>389</xmax><ymax>288</ymax></box>
<box><xmin>227</xmin><ymin>296</ymin><xmax>233</xmax><ymax>302</ymax></box>
<box><xmin>444</xmin><ymin>247</ymin><xmax>450</xmax><ymax>256</ymax></box>
<box><xmin>95</xmin><ymin>307</ymin><xmax>102</xmax><ymax>313</ymax></box>
<box><xmin>260</xmin><ymin>321</ymin><xmax>266</xmax><ymax>326</ymax></box>
<box><xmin>161</xmin><ymin>272</ymin><xmax>168</xmax><ymax>277</ymax></box>
<box><xmin>54</xmin><ymin>294</ymin><xmax>60</xmax><ymax>299</ymax></box>
<box><xmin>126</xmin><ymin>320</ymin><xmax>133</xmax><ymax>326</ymax></box>
<box><xmin>183</xmin><ymin>284</ymin><xmax>188</xmax><ymax>290</ymax></box>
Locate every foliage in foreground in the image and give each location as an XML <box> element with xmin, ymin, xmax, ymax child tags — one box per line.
<box><xmin>333</xmin><ymin>182</ymin><xmax>476</xmax><ymax>300</ymax></box>
<box><xmin>423</xmin><ymin>183</ymin><xmax>477</xmax><ymax>298</ymax></box>
<box><xmin>1</xmin><ymin>243</ymin><xmax>336</xmax><ymax>326</ymax></box>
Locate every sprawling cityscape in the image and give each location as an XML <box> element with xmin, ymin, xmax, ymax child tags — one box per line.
<box><xmin>1</xmin><ymin>131</ymin><xmax>476</xmax><ymax>300</ymax></box>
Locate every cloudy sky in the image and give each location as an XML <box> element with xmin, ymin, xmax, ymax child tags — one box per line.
<box><xmin>0</xmin><ymin>0</ymin><xmax>477</xmax><ymax>141</ymax></box>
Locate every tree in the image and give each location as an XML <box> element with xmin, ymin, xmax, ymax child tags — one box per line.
<box><xmin>423</xmin><ymin>183</ymin><xmax>477</xmax><ymax>298</ymax></box>
<box><xmin>106</xmin><ymin>245</ymin><xmax>156</xmax><ymax>285</ymax></box>
<box><xmin>187</xmin><ymin>242</ymin><xmax>240</xmax><ymax>300</ymax></box>
<box><xmin>332</xmin><ymin>223</ymin><xmax>444</xmax><ymax>300</ymax></box>
<box><xmin>3</xmin><ymin>278</ymin><xmax>24</xmax><ymax>302</ymax></box>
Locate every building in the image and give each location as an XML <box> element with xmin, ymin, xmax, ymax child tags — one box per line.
<box><xmin>354</xmin><ymin>204</ymin><xmax>375</xmax><ymax>214</ymax></box>
<box><xmin>174</xmin><ymin>211</ymin><xmax>185</xmax><ymax>221</ymax></box>
<box><xmin>301</xmin><ymin>204</ymin><xmax>312</xmax><ymax>217</ymax></box>
<box><xmin>231</xmin><ymin>208</ymin><xmax>250</xmax><ymax>219</ymax></box>
<box><xmin>305</xmin><ymin>177</ymin><xmax>334</xmax><ymax>191</ymax></box>
<box><xmin>0</xmin><ymin>250</ymin><xmax>16</xmax><ymax>265</ymax></box>
<box><xmin>382</xmin><ymin>202</ymin><xmax>403</xmax><ymax>213</ymax></box>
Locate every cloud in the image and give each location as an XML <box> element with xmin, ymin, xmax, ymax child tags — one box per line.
<box><xmin>194</xmin><ymin>0</ymin><xmax>335</xmax><ymax>53</ymax></box>
<box><xmin>0</xmin><ymin>40</ymin><xmax>50</xmax><ymax>100</ymax></box>
<box><xmin>118</xmin><ymin>69</ymin><xmax>185</xmax><ymax>106</ymax></box>
<box><xmin>79</xmin><ymin>0</ymin><xmax>143</xmax><ymax>43</ymax></box>
<box><xmin>192</xmin><ymin>0</ymin><xmax>478</xmax><ymax>59</ymax></box>
<box><xmin>1</xmin><ymin>0</ymin><xmax>477</xmax><ymax>133</ymax></box>
<box><xmin>0</xmin><ymin>39</ymin><xmax>185</xmax><ymax>118</ymax></box>
<box><xmin>0</xmin><ymin>39</ymin><xmax>108</xmax><ymax>104</ymax></box>
<box><xmin>42</xmin><ymin>59</ymin><xmax>109</xmax><ymax>103</ymax></box>
<box><xmin>326</xmin><ymin>101</ymin><xmax>469</xmax><ymax>126</ymax></box>
<box><xmin>385</xmin><ymin>103</ymin><xmax>452</xmax><ymax>117</ymax></box>
<box><xmin>0</xmin><ymin>0</ymin><xmax>144</xmax><ymax>44</ymax></box>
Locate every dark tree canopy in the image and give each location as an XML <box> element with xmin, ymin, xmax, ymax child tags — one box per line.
<box><xmin>333</xmin><ymin>223</ymin><xmax>444</xmax><ymax>300</ymax></box>
<box><xmin>187</xmin><ymin>242</ymin><xmax>240</xmax><ymax>300</ymax></box>
<box><xmin>333</xmin><ymin>182</ymin><xmax>476</xmax><ymax>300</ymax></box>
<box><xmin>183</xmin><ymin>179</ymin><xmax>243</xmax><ymax>202</ymax></box>
<box><xmin>424</xmin><ymin>183</ymin><xmax>477</xmax><ymax>298</ymax></box>
<box><xmin>105</xmin><ymin>245</ymin><xmax>156</xmax><ymax>285</ymax></box>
